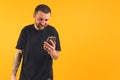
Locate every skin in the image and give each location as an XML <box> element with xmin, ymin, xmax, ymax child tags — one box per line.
<box><xmin>11</xmin><ymin>50</ymin><xmax>23</xmax><ymax>80</ymax></box>
<box><xmin>11</xmin><ymin>11</ymin><xmax>60</xmax><ymax>80</ymax></box>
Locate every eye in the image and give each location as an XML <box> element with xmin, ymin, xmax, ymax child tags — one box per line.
<box><xmin>37</xmin><ymin>18</ymin><xmax>48</xmax><ymax>21</ymax></box>
<box><xmin>40</xmin><ymin>18</ymin><xmax>43</xmax><ymax>21</ymax></box>
<box><xmin>45</xmin><ymin>19</ymin><xmax>48</xmax><ymax>21</ymax></box>
<box><xmin>37</xmin><ymin>18</ymin><xmax>43</xmax><ymax>21</ymax></box>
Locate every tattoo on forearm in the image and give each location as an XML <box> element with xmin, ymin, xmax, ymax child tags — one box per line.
<box><xmin>12</xmin><ymin>53</ymin><xmax>22</xmax><ymax>76</ymax></box>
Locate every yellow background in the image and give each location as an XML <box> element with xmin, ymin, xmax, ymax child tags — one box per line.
<box><xmin>0</xmin><ymin>0</ymin><xmax>120</xmax><ymax>80</ymax></box>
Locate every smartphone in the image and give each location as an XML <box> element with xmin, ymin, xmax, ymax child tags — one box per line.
<box><xmin>46</xmin><ymin>36</ymin><xmax>56</xmax><ymax>45</ymax></box>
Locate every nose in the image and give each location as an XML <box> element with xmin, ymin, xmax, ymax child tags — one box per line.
<box><xmin>40</xmin><ymin>20</ymin><xmax>46</xmax><ymax>25</ymax></box>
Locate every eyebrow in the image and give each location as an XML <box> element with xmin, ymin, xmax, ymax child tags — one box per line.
<box><xmin>38</xmin><ymin>18</ymin><xmax>49</xmax><ymax>21</ymax></box>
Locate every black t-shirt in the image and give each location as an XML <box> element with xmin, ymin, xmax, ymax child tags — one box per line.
<box><xmin>16</xmin><ymin>24</ymin><xmax>61</xmax><ymax>80</ymax></box>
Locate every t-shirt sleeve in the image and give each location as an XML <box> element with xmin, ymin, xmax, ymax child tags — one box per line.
<box><xmin>54</xmin><ymin>29</ymin><xmax>61</xmax><ymax>51</ymax></box>
<box><xmin>16</xmin><ymin>28</ymin><xmax>26</xmax><ymax>50</ymax></box>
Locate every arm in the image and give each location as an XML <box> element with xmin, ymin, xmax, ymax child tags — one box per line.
<box><xmin>43</xmin><ymin>40</ymin><xmax>60</xmax><ymax>60</ymax></box>
<box><xmin>11</xmin><ymin>49</ymin><xmax>23</xmax><ymax>80</ymax></box>
<box><xmin>49</xmin><ymin>50</ymin><xmax>60</xmax><ymax>60</ymax></box>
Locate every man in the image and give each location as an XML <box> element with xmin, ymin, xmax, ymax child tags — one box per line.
<box><xmin>11</xmin><ymin>4</ymin><xmax>61</xmax><ymax>80</ymax></box>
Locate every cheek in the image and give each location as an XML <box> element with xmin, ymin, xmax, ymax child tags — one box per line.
<box><xmin>45</xmin><ymin>21</ymin><xmax>48</xmax><ymax>24</ymax></box>
<box><xmin>34</xmin><ymin>17</ymin><xmax>39</xmax><ymax>23</ymax></box>
<box><xmin>35</xmin><ymin>19</ymin><xmax>39</xmax><ymax>23</ymax></box>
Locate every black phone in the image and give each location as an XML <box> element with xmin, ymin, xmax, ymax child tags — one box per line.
<box><xmin>46</xmin><ymin>36</ymin><xmax>56</xmax><ymax>45</ymax></box>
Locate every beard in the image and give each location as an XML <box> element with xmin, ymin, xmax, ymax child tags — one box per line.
<box><xmin>36</xmin><ymin>23</ymin><xmax>47</xmax><ymax>29</ymax></box>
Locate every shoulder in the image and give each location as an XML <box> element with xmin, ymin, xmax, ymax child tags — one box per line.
<box><xmin>21</xmin><ymin>24</ymin><xmax>34</xmax><ymax>32</ymax></box>
<box><xmin>46</xmin><ymin>25</ymin><xmax>58</xmax><ymax>32</ymax></box>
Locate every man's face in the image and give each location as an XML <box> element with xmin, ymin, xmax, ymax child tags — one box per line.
<box><xmin>34</xmin><ymin>11</ymin><xmax>50</xmax><ymax>29</ymax></box>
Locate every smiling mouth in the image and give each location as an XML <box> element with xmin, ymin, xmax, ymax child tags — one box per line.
<box><xmin>36</xmin><ymin>24</ymin><xmax>45</xmax><ymax>28</ymax></box>
<box><xmin>36</xmin><ymin>23</ymin><xmax>47</xmax><ymax>30</ymax></box>
<box><xmin>36</xmin><ymin>23</ymin><xmax>42</xmax><ymax>28</ymax></box>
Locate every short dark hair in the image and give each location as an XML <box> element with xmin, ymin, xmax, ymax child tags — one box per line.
<box><xmin>34</xmin><ymin>4</ymin><xmax>51</xmax><ymax>14</ymax></box>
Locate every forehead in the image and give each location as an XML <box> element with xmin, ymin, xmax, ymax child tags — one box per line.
<box><xmin>35</xmin><ymin>11</ymin><xmax>50</xmax><ymax>19</ymax></box>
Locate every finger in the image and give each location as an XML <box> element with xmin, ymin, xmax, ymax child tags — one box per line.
<box><xmin>43</xmin><ymin>44</ymin><xmax>47</xmax><ymax>51</ymax></box>
<box><xmin>44</xmin><ymin>41</ymin><xmax>55</xmax><ymax>50</ymax></box>
<box><xmin>44</xmin><ymin>46</ymin><xmax>50</xmax><ymax>52</ymax></box>
<box><xmin>49</xmin><ymin>39</ymin><xmax>56</xmax><ymax>47</ymax></box>
<box><xmin>43</xmin><ymin>43</ymin><xmax>52</xmax><ymax>52</ymax></box>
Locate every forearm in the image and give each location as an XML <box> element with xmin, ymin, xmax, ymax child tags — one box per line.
<box><xmin>12</xmin><ymin>52</ymin><xmax>22</xmax><ymax>76</ymax></box>
<box><xmin>49</xmin><ymin>50</ymin><xmax>60</xmax><ymax>60</ymax></box>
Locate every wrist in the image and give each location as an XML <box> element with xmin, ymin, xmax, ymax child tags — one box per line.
<box><xmin>51</xmin><ymin>49</ymin><xmax>56</xmax><ymax>55</ymax></box>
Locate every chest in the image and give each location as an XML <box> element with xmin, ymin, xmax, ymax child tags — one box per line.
<box><xmin>25</xmin><ymin>29</ymin><xmax>55</xmax><ymax>48</ymax></box>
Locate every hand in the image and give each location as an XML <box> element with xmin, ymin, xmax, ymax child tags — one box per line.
<box><xmin>43</xmin><ymin>39</ymin><xmax>56</xmax><ymax>54</ymax></box>
<box><xmin>11</xmin><ymin>75</ymin><xmax>16</xmax><ymax>80</ymax></box>
<box><xmin>43</xmin><ymin>40</ymin><xmax>60</xmax><ymax>60</ymax></box>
